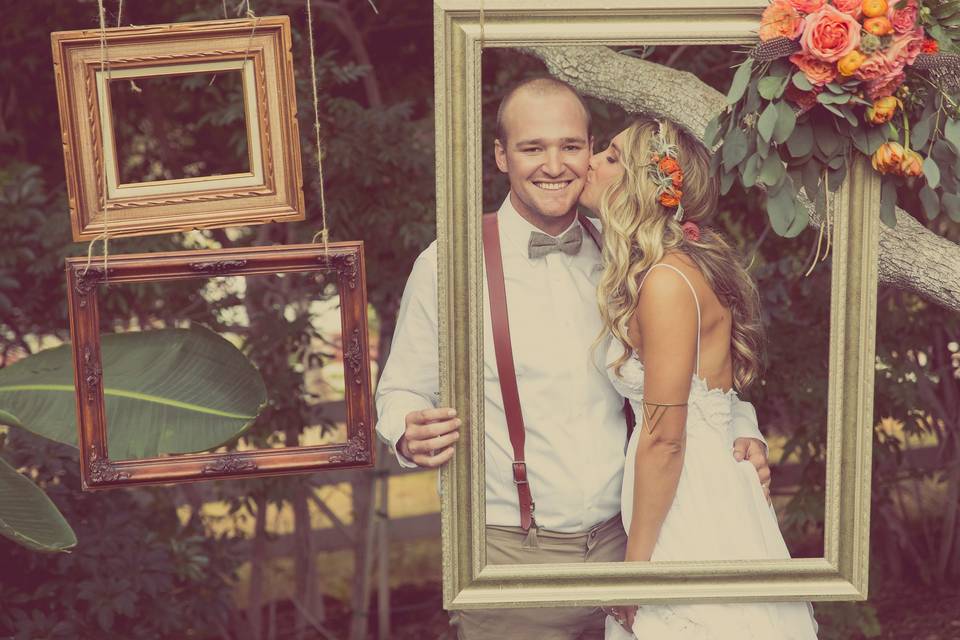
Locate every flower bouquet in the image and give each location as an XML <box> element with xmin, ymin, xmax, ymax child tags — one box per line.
<box><xmin>708</xmin><ymin>0</ymin><xmax>960</xmax><ymax>237</ymax></box>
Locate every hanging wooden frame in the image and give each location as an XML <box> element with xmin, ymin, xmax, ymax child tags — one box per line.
<box><xmin>65</xmin><ymin>242</ymin><xmax>373</xmax><ymax>490</ymax></box>
<box><xmin>51</xmin><ymin>17</ymin><xmax>304</xmax><ymax>241</ymax></box>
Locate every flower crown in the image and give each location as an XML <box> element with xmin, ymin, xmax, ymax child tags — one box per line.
<box><xmin>647</xmin><ymin>121</ymin><xmax>685</xmax><ymax>222</ymax></box>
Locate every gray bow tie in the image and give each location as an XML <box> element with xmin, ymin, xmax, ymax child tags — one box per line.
<box><xmin>528</xmin><ymin>225</ymin><xmax>583</xmax><ymax>259</ymax></box>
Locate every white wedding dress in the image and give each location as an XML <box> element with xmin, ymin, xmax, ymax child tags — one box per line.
<box><xmin>604</xmin><ymin>263</ymin><xmax>818</xmax><ymax>640</ymax></box>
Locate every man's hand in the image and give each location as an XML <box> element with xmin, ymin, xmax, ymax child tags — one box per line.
<box><xmin>397</xmin><ymin>408</ymin><xmax>461</xmax><ymax>468</ymax></box>
<box><xmin>603</xmin><ymin>605</ymin><xmax>636</xmax><ymax>632</ymax></box>
<box><xmin>733</xmin><ymin>437</ymin><xmax>771</xmax><ymax>504</ymax></box>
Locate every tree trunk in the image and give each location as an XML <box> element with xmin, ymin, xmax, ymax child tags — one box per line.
<box><xmin>248</xmin><ymin>492</ymin><xmax>269</xmax><ymax>640</ymax></box>
<box><xmin>522</xmin><ymin>45</ymin><xmax>960</xmax><ymax>313</ymax></box>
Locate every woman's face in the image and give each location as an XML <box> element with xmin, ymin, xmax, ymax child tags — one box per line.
<box><xmin>580</xmin><ymin>128</ymin><xmax>629</xmax><ymax>213</ymax></box>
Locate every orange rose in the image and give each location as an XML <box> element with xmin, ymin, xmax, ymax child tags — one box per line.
<box><xmin>860</xmin><ymin>0</ymin><xmax>888</xmax><ymax>18</ymax></box>
<box><xmin>671</xmin><ymin>171</ymin><xmax>684</xmax><ymax>188</ymax></box>
<box><xmin>659</xmin><ymin>191</ymin><xmax>682</xmax><ymax>207</ymax></box>
<box><xmin>898</xmin><ymin>148</ymin><xmax>923</xmax><ymax>177</ymax></box>
<box><xmin>837</xmin><ymin>49</ymin><xmax>867</xmax><ymax>75</ymax></box>
<box><xmin>872</xmin><ymin>141</ymin><xmax>905</xmax><ymax>174</ymax></box>
<box><xmin>866</xmin><ymin>96</ymin><xmax>899</xmax><ymax>124</ymax></box>
<box><xmin>760</xmin><ymin>0</ymin><xmax>805</xmax><ymax>41</ymax></box>
<box><xmin>864</xmin><ymin>16</ymin><xmax>894</xmax><ymax>36</ymax></box>
<box><xmin>658</xmin><ymin>157</ymin><xmax>681</xmax><ymax>175</ymax></box>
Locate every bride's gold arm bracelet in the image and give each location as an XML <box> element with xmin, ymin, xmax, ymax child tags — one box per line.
<box><xmin>640</xmin><ymin>399</ymin><xmax>688</xmax><ymax>434</ymax></box>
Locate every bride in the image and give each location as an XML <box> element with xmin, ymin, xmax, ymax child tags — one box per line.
<box><xmin>579</xmin><ymin>118</ymin><xmax>819</xmax><ymax>639</ymax></box>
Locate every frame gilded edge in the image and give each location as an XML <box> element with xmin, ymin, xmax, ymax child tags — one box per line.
<box><xmin>435</xmin><ymin>0</ymin><xmax>880</xmax><ymax>609</ymax></box>
<box><xmin>51</xmin><ymin>16</ymin><xmax>304</xmax><ymax>241</ymax></box>
<box><xmin>65</xmin><ymin>242</ymin><xmax>373</xmax><ymax>490</ymax></box>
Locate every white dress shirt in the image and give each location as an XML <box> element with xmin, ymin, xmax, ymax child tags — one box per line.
<box><xmin>375</xmin><ymin>194</ymin><xmax>766</xmax><ymax>532</ymax></box>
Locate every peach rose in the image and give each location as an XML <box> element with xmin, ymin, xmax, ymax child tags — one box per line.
<box><xmin>866</xmin><ymin>70</ymin><xmax>907</xmax><ymax>100</ymax></box>
<box><xmin>760</xmin><ymin>0</ymin><xmax>806</xmax><ymax>41</ymax></box>
<box><xmin>790</xmin><ymin>0</ymin><xmax>827</xmax><ymax>13</ymax></box>
<box><xmin>887</xmin><ymin>27</ymin><xmax>925</xmax><ymax>66</ymax></box>
<box><xmin>790</xmin><ymin>52</ymin><xmax>839</xmax><ymax>86</ymax></box>
<box><xmin>891</xmin><ymin>0</ymin><xmax>918</xmax><ymax>34</ymax></box>
<box><xmin>872</xmin><ymin>142</ymin><xmax>905</xmax><ymax>174</ymax></box>
<box><xmin>801</xmin><ymin>4</ymin><xmax>862</xmax><ymax>62</ymax></box>
<box><xmin>831</xmin><ymin>0</ymin><xmax>862</xmax><ymax>18</ymax></box>
<box><xmin>855</xmin><ymin>50</ymin><xmax>903</xmax><ymax>81</ymax></box>
<box><xmin>866</xmin><ymin>96</ymin><xmax>899</xmax><ymax>124</ymax></box>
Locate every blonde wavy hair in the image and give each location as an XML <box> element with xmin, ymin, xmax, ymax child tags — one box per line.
<box><xmin>596</xmin><ymin>118</ymin><xmax>765</xmax><ymax>391</ymax></box>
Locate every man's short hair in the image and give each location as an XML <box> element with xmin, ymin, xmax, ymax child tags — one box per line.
<box><xmin>495</xmin><ymin>76</ymin><xmax>593</xmax><ymax>144</ymax></box>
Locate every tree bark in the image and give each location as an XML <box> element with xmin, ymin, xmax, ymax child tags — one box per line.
<box><xmin>522</xmin><ymin>45</ymin><xmax>960</xmax><ymax>312</ymax></box>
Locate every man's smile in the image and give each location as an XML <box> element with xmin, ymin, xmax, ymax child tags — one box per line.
<box><xmin>533</xmin><ymin>180</ymin><xmax>573</xmax><ymax>191</ymax></box>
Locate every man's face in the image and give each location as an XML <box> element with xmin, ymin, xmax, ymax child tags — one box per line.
<box><xmin>494</xmin><ymin>90</ymin><xmax>591</xmax><ymax>229</ymax></box>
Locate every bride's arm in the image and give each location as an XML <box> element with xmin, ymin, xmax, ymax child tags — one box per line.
<box><xmin>625</xmin><ymin>268</ymin><xmax>698</xmax><ymax>562</ymax></box>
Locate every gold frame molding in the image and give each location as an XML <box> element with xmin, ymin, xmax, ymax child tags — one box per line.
<box><xmin>434</xmin><ymin>0</ymin><xmax>880</xmax><ymax>609</ymax></box>
<box><xmin>51</xmin><ymin>17</ymin><xmax>304</xmax><ymax>241</ymax></box>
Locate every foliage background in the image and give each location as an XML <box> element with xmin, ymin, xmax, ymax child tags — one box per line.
<box><xmin>1</xmin><ymin>2</ymin><xmax>959</xmax><ymax>639</ymax></box>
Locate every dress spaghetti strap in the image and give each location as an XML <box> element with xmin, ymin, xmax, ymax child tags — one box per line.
<box><xmin>637</xmin><ymin>263</ymin><xmax>702</xmax><ymax>378</ymax></box>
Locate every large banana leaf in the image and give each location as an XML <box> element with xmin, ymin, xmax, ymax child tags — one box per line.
<box><xmin>0</xmin><ymin>326</ymin><xmax>267</xmax><ymax>459</ymax></box>
<box><xmin>0</xmin><ymin>454</ymin><xmax>76</xmax><ymax>552</ymax></box>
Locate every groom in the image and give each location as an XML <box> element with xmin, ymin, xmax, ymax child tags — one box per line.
<box><xmin>375</xmin><ymin>77</ymin><xmax>771</xmax><ymax>640</ymax></box>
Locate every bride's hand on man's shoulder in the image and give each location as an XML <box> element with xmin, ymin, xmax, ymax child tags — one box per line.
<box><xmin>398</xmin><ymin>407</ymin><xmax>461</xmax><ymax>468</ymax></box>
<box><xmin>733</xmin><ymin>437</ymin><xmax>772</xmax><ymax>504</ymax></box>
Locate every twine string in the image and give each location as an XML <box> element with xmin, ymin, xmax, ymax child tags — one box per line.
<box><xmin>803</xmin><ymin>169</ymin><xmax>830</xmax><ymax>277</ymax></box>
<box><xmin>84</xmin><ymin>0</ymin><xmax>114</xmax><ymax>281</ymax></box>
<box><xmin>305</xmin><ymin>0</ymin><xmax>330</xmax><ymax>257</ymax></box>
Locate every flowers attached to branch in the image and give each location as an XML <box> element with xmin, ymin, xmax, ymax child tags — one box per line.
<box><xmin>709</xmin><ymin>0</ymin><xmax>960</xmax><ymax>236</ymax></box>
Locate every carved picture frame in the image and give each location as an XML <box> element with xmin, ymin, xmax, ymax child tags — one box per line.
<box><xmin>65</xmin><ymin>242</ymin><xmax>373</xmax><ymax>490</ymax></box>
<box><xmin>51</xmin><ymin>17</ymin><xmax>304</xmax><ymax>241</ymax></box>
<box><xmin>435</xmin><ymin>0</ymin><xmax>880</xmax><ymax>609</ymax></box>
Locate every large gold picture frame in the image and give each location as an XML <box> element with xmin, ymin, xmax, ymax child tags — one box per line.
<box><xmin>434</xmin><ymin>0</ymin><xmax>880</xmax><ymax>609</ymax></box>
<box><xmin>51</xmin><ymin>17</ymin><xmax>304</xmax><ymax>241</ymax></box>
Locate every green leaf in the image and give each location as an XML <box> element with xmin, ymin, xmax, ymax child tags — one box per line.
<box><xmin>880</xmin><ymin>178</ymin><xmax>898</xmax><ymax>227</ymax></box>
<box><xmin>815</xmin><ymin>120</ymin><xmax>840</xmax><ymax>157</ymax></box>
<box><xmin>850</xmin><ymin>125</ymin><xmax>870</xmax><ymax>155</ymax></box>
<box><xmin>758</xmin><ymin>76</ymin><xmax>787</xmax><ymax>100</ymax></box>
<box><xmin>802</xmin><ymin>157</ymin><xmax>822</xmax><ymax>200</ymax></box>
<box><xmin>720</xmin><ymin>169</ymin><xmax>736</xmax><ymax>195</ymax></box>
<box><xmin>923</xmin><ymin>156</ymin><xmax>942</xmax><ymax>188</ymax></box>
<box><xmin>704</xmin><ymin>115</ymin><xmax>723</xmax><ymax>147</ymax></box>
<box><xmin>722</xmin><ymin>127</ymin><xmax>749</xmax><ymax>170</ymax></box>
<box><xmin>817</xmin><ymin>92</ymin><xmax>851</xmax><ymax>105</ymax></box>
<box><xmin>0</xmin><ymin>454</ymin><xmax>76</xmax><ymax>552</ymax></box>
<box><xmin>742</xmin><ymin>153</ymin><xmax>762</xmax><ymax>188</ymax></box>
<box><xmin>912</xmin><ymin>114</ymin><xmax>935</xmax><ymax>150</ymax></box>
<box><xmin>774</xmin><ymin>102</ymin><xmax>797</xmax><ymax>144</ymax></box>
<box><xmin>766</xmin><ymin>176</ymin><xmax>801</xmax><ymax>236</ymax></box>
<box><xmin>820</xmin><ymin>102</ymin><xmax>846</xmax><ymax>119</ymax></box>
<box><xmin>757</xmin><ymin>103</ymin><xmax>779</xmax><ymax>143</ymax></box>
<box><xmin>919</xmin><ymin>184</ymin><xmax>940</xmax><ymax>219</ymax></box>
<box><xmin>943</xmin><ymin>192</ymin><xmax>960</xmax><ymax>222</ymax></box>
<box><xmin>759</xmin><ymin>154</ymin><xmax>786</xmax><ymax>187</ymax></box>
<box><xmin>944</xmin><ymin>118</ymin><xmax>960</xmax><ymax>149</ymax></box>
<box><xmin>866</xmin><ymin>126</ymin><xmax>889</xmax><ymax>154</ymax></box>
<box><xmin>726</xmin><ymin>59</ymin><xmax>754</xmax><ymax>105</ymax></box>
<box><xmin>828</xmin><ymin>162</ymin><xmax>848</xmax><ymax>191</ymax></box>
<box><xmin>787</xmin><ymin>121</ymin><xmax>814</xmax><ymax>158</ymax></box>
<box><xmin>783</xmin><ymin>202</ymin><xmax>810</xmax><ymax>238</ymax></box>
<box><xmin>0</xmin><ymin>326</ymin><xmax>267</xmax><ymax>459</ymax></box>
<box><xmin>792</xmin><ymin>72</ymin><xmax>813</xmax><ymax>92</ymax></box>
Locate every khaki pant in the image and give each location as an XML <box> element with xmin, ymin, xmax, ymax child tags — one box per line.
<box><xmin>451</xmin><ymin>514</ymin><xmax>627</xmax><ymax>640</ymax></box>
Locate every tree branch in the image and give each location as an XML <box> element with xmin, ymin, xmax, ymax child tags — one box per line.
<box><xmin>523</xmin><ymin>45</ymin><xmax>960</xmax><ymax>312</ymax></box>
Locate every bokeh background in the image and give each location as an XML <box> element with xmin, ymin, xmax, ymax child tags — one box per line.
<box><xmin>1</xmin><ymin>2</ymin><xmax>959</xmax><ymax>639</ymax></box>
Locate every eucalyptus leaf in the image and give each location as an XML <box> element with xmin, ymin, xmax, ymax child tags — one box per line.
<box><xmin>912</xmin><ymin>113</ymin><xmax>935</xmax><ymax>150</ymax></box>
<box><xmin>722</xmin><ymin>127</ymin><xmax>749</xmax><ymax>170</ymax></box>
<box><xmin>850</xmin><ymin>125</ymin><xmax>870</xmax><ymax>155</ymax></box>
<box><xmin>866</xmin><ymin>127</ymin><xmax>889</xmax><ymax>154</ymax></box>
<box><xmin>773</xmin><ymin>102</ymin><xmax>797</xmax><ymax>144</ymax></box>
<box><xmin>943</xmin><ymin>192</ymin><xmax>960</xmax><ymax>222</ymax></box>
<box><xmin>919</xmin><ymin>184</ymin><xmax>940</xmax><ymax>219</ymax></box>
<box><xmin>932</xmin><ymin>139</ymin><xmax>958</xmax><ymax>165</ymax></box>
<box><xmin>757</xmin><ymin>103</ymin><xmax>779</xmax><ymax>143</ymax></box>
<box><xmin>817</xmin><ymin>92</ymin><xmax>851</xmax><ymax>105</ymax></box>
<box><xmin>782</xmin><ymin>202</ymin><xmax>810</xmax><ymax>238</ymax></box>
<box><xmin>924</xmin><ymin>156</ymin><xmax>942</xmax><ymax>189</ymax></box>
<box><xmin>792</xmin><ymin>72</ymin><xmax>813</xmax><ymax>92</ymax></box>
<box><xmin>879</xmin><ymin>178</ymin><xmax>897</xmax><ymax>227</ymax></box>
<box><xmin>744</xmin><ymin>81</ymin><xmax>762</xmax><ymax>115</ymax></box>
<box><xmin>802</xmin><ymin>157</ymin><xmax>822</xmax><ymax>200</ymax></box>
<box><xmin>766</xmin><ymin>177</ymin><xmax>801</xmax><ymax>236</ymax></box>
<box><xmin>787</xmin><ymin>121</ymin><xmax>814</xmax><ymax>158</ymax></box>
<box><xmin>820</xmin><ymin>102</ymin><xmax>846</xmax><ymax>119</ymax></box>
<box><xmin>727</xmin><ymin>59</ymin><xmax>754</xmax><ymax>105</ymax></box>
<box><xmin>0</xmin><ymin>326</ymin><xmax>267</xmax><ymax>458</ymax></box>
<box><xmin>704</xmin><ymin>115</ymin><xmax>723</xmax><ymax>147</ymax></box>
<box><xmin>828</xmin><ymin>162</ymin><xmax>848</xmax><ymax>191</ymax></box>
<box><xmin>759</xmin><ymin>154</ymin><xmax>786</xmax><ymax>187</ymax></box>
<box><xmin>742</xmin><ymin>153</ymin><xmax>762</xmax><ymax>188</ymax></box>
<box><xmin>0</xmin><ymin>454</ymin><xmax>76</xmax><ymax>553</ymax></box>
<box><xmin>944</xmin><ymin>118</ymin><xmax>960</xmax><ymax>149</ymax></box>
<box><xmin>839</xmin><ymin>105</ymin><xmax>859</xmax><ymax>128</ymax></box>
<box><xmin>720</xmin><ymin>169</ymin><xmax>736</xmax><ymax>196</ymax></box>
<box><xmin>758</xmin><ymin>76</ymin><xmax>787</xmax><ymax>100</ymax></box>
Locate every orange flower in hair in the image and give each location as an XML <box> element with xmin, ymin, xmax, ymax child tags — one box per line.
<box><xmin>658</xmin><ymin>157</ymin><xmax>682</xmax><ymax>175</ymax></box>
<box><xmin>647</xmin><ymin>120</ymin><xmax>686</xmax><ymax>221</ymax></box>
<box><xmin>671</xmin><ymin>171</ymin><xmax>684</xmax><ymax>188</ymax></box>
<box><xmin>659</xmin><ymin>191</ymin><xmax>682</xmax><ymax>207</ymax></box>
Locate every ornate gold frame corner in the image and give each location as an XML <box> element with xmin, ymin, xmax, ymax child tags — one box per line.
<box><xmin>434</xmin><ymin>0</ymin><xmax>879</xmax><ymax>609</ymax></box>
